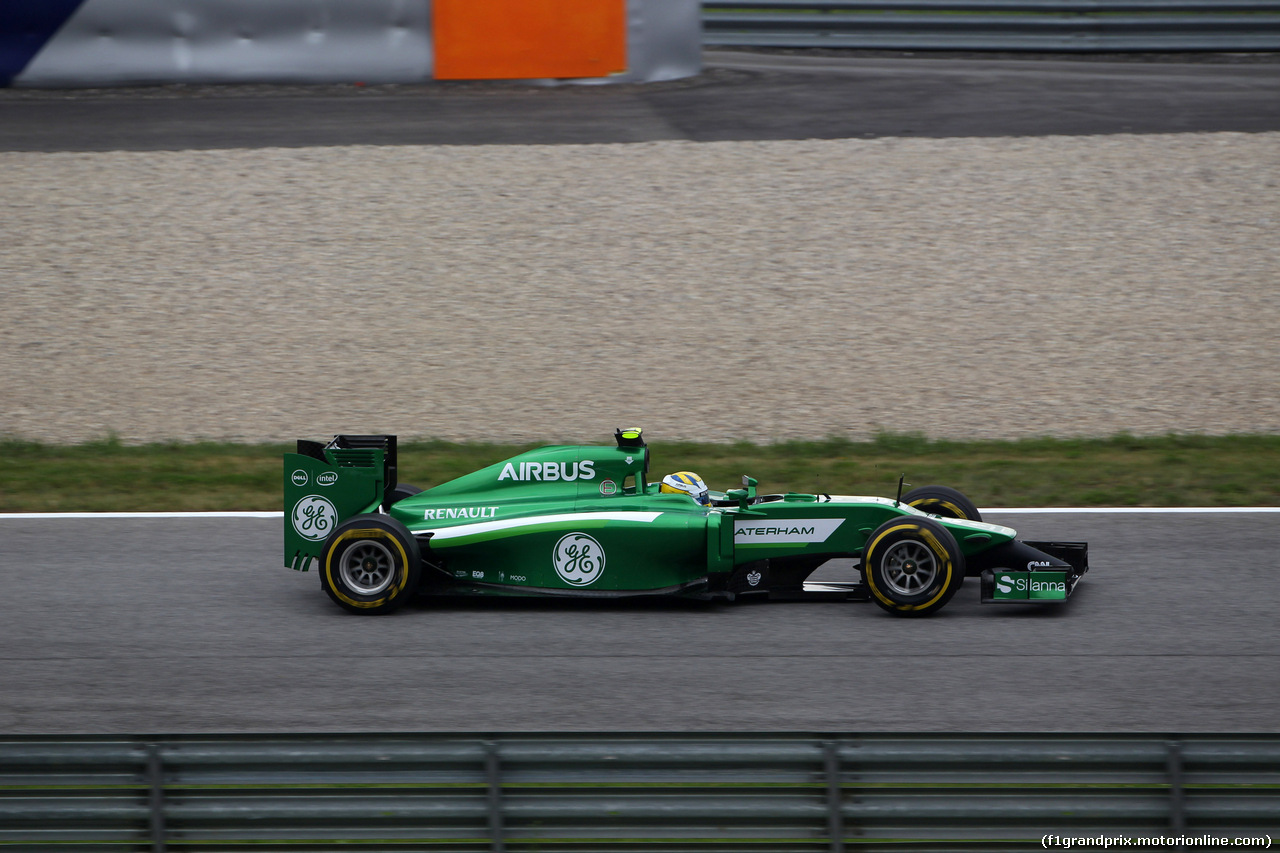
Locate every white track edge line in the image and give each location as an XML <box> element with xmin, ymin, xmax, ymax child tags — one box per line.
<box><xmin>1</xmin><ymin>508</ymin><xmax>1278</xmax><ymax>520</ymax></box>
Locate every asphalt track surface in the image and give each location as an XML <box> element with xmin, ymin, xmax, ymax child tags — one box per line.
<box><xmin>2</xmin><ymin>512</ymin><xmax>1278</xmax><ymax>733</ymax></box>
<box><xmin>1</xmin><ymin>51</ymin><xmax>1279</xmax><ymax>150</ymax></box>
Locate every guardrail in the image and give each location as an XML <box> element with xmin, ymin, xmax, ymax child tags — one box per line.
<box><xmin>701</xmin><ymin>0</ymin><xmax>1280</xmax><ymax>51</ymax></box>
<box><xmin>2</xmin><ymin>734</ymin><xmax>1278</xmax><ymax>851</ymax></box>
<box><xmin>1</xmin><ymin>1</ymin><xmax>701</xmax><ymax>88</ymax></box>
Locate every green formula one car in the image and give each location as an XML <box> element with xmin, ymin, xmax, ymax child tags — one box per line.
<box><xmin>283</xmin><ymin>429</ymin><xmax>1088</xmax><ymax>617</ymax></box>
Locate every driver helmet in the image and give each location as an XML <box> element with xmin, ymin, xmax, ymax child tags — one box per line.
<box><xmin>660</xmin><ymin>471</ymin><xmax>710</xmax><ymax>506</ymax></box>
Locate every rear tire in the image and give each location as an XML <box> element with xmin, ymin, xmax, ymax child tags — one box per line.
<box><xmin>320</xmin><ymin>514</ymin><xmax>421</xmax><ymax>615</ymax></box>
<box><xmin>901</xmin><ymin>485</ymin><xmax>982</xmax><ymax>522</ymax></box>
<box><xmin>389</xmin><ymin>484</ymin><xmax>423</xmax><ymax>504</ymax></box>
<box><xmin>863</xmin><ymin>516</ymin><xmax>965</xmax><ymax>617</ymax></box>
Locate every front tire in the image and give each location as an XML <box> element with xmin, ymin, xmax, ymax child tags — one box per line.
<box><xmin>863</xmin><ymin>516</ymin><xmax>965</xmax><ymax>617</ymax></box>
<box><xmin>901</xmin><ymin>485</ymin><xmax>982</xmax><ymax>522</ymax></box>
<box><xmin>320</xmin><ymin>514</ymin><xmax>421</xmax><ymax>615</ymax></box>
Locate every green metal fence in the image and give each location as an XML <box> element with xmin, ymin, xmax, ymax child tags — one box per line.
<box><xmin>701</xmin><ymin>0</ymin><xmax>1280</xmax><ymax>51</ymax></box>
<box><xmin>2</xmin><ymin>734</ymin><xmax>1278</xmax><ymax>851</ymax></box>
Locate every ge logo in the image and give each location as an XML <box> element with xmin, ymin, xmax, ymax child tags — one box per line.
<box><xmin>292</xmin><ymin>496</ymin><xmax>336</xmax><ymax>541</ymax></box>
<box><xmin>552</xmin><ymin>532</ymin><xmax>605</xmax><ymax>587</ymax></box>
<box><xmin>291</xmin><ymin>469</ymin><xmax>309</xmax><ymax>487</ymax></box>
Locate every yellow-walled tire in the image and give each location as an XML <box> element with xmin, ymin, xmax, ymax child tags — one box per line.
<box><xmin>902</xmin><ymin>485</ymin><xmax>982</xmax><ymax>522</ymax></box>
<box><xmin>863</xmin><ymin>516</ymin><xmax>965</xmax><ymax>617</ymax></box>
<box><xmin>320</xmin><ymin>514</ymin><xmax>421</xmax><ymax>615</ymax></box>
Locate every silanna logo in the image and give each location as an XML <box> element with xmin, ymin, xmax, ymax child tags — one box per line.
<box><xmin>498</xmin><ymin>460</ymin><xmax>595</xmax><ymax>482</ymax></box>
<box><xmin>997</xmin><ymin>574</ymin><xmax>1067</xmax><ymax>595</ymax></box>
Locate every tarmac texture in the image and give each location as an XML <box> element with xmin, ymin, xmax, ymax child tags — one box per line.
<box><xmin>1</xmin><ymin>513</ymin><xmax>1276</xmax><ymax>733</ymax></box>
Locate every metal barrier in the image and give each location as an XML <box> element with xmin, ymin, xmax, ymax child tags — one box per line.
<box><xmin>2</xmin><ymin>0</ymin><xmax>701</xmax><ymax>88</ymax></box>
<box><xmin>2</xmin><ymin>734</ymin><xmax>1278</xmax><ymax>851</ymax></box>
<box><xmin>702</xmin><ymin>0</ymin><xmax>1280</xmax><ymax>51</ymax></box>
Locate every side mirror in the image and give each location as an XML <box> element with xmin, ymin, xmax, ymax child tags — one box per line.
<box><xmin>726</xmin><ymin>476</ymin><xmax>758</xmax><ymax>511</ymax></box>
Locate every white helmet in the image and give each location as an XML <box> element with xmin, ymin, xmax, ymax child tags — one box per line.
<box><xmin>660</xmin><ymin>471</ymin><xmax>710</xmax><ymax>506</ymax></box>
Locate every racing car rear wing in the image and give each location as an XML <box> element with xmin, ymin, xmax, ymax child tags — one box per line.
<box><xmin>299</xmin><ymin>434</ymin><xmax>398</xmax><ymax>507</ymax></box>
<box><xmin>284</xmin><ymin>434</ymin><xmax>398</xmax><ymax>571</ymax></box>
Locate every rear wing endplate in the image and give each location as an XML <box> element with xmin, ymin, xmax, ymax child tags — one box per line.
<box><xmin>283</xmin><ymin>434</ymin><xmax>398</xmax><ymax>571</ymax></box>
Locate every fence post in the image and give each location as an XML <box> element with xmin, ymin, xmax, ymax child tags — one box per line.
<box><xmin>146</xmin><ymin>743</ymin><xmax>166</xmax><ymax>853</ymax></box>
<box><xmin>485</xmin><ymin>740</ymin><xmax>505</xmax><ymax>853</ymax></box>
<box><xmin>824</xmin><ymin>740</ymin><xmax>844</xmax><ymax>853</ymax></box>
<box><xmin>1167</xmin><ymin>738</ymin><xmax>1185</xmax><ymax>849</ymax></box>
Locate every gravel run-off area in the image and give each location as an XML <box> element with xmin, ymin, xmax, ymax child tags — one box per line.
<box><xmin>2</xmin><ymin>133</ymin><xmax>1278</xmax><ymax>445</ymax></box>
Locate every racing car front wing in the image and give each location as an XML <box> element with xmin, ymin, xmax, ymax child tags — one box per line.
<box><xmin>978</xmin><ymin>540</ymin><xmax>1089</xmax><ymax>604</ymax></box>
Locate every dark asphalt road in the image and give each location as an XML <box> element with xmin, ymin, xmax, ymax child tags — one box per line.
<box><xmin>1</xmin><ymin>51</ymin><xmax>1278</xmax><ymax>151</ymax></box>
<box><xmin>2</xmin><ymin>513</ymin><xmax>1276</xmax><ymax>733</ymax></box>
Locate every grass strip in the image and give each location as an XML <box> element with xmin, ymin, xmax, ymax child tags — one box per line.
<box><xmin>2</xmin><ymin>432</ymin><xmax>1277</xmax><ymax>513</ymax></box>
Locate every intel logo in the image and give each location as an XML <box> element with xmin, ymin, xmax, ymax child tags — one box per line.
<box><xmin>316</xmin><ymin>471</ymin><xmax>338</xmax><ymax>487</ymax></box>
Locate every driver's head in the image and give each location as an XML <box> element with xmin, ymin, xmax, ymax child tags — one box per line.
<box><xmin>660</xmin><ymin>471</ymin><xmax>710</xmax><ymax>506</ymax></box>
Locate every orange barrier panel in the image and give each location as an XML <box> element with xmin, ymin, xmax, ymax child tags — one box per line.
<box><xmin>433</xmin><ymin>0</ymin><xmax>627</xmax><ymax>80</ymax></box>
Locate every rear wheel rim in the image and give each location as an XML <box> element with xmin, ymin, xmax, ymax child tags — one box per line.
<box><xmin>339</xmin><ymin>540</ymin><xmax>396</xmax><ymax>595</ymax></box>
<box><xmin>881</xmin><ymin>540</ymin><xmax>938</xmax><ymax>596</ymax></box>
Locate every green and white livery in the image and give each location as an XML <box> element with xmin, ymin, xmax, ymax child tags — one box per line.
<box><xmin>283</xmin><ymin>429</ymin><xmax>1089</xmax><ymax>616</ymax></box>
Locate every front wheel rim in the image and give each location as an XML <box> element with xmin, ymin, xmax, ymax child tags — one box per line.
<box><xmin>881</xmin><ymin>540</ymin><xmax>939</xmax><ymax>596</ymax></box>
<box><xmin>339</xmin><ymin>540</ymin><xmax>397</xmax><ymax>596</ymax></box>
